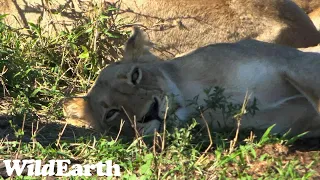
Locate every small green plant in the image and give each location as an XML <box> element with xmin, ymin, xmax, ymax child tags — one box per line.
<box><xmin>0</xmin><ymin>3</ymin><xmax>129</xmax><ymax>124</ymax></box>
<box><xmin>184</xmin><ymin>86</ymin><xmax>259</xmax><ymax>130</ymax></box>
<box><xmin>9</xmin><ymin>119</ymin><xmax>24</xmax><ymax>139</ymax></box>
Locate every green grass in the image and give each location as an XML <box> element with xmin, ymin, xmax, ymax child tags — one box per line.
<box><xmin>0</xmin><ymin>5</ymin><xmax>319</xmax><ymax>179</ymax></box>
<box><xmin>1</xmin><ymin>121</ymin><xmax>318</xmax><ymax>179</ymax></box>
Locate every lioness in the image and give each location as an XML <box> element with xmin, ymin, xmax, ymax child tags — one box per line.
<box><xmin>64</xmin><ymin>27</ymin><xmax>320</xmax><ymax>138</ymax></box>
<box><xmin>115</xmin><ymin>0</ymin><xmax>320</xmax><ymax>58</ymax></box>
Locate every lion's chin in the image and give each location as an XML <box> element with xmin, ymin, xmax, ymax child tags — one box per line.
<box><xmin>137</xmin><ymin>119</ymin><xmax>162</xmax><ymax>135</ymax></box>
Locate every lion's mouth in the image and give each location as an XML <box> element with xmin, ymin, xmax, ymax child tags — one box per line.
<box><xmin>140</xmin><ymin>98</ymin><xmax>161</xmax><ymax>123</ymax></box>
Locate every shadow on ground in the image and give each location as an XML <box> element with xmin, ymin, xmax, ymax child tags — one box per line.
<box><xmin>0</xmin><ymin>113</ymin><xmax>320</xmax><ymax>178</ymax></box>
<box><xmin>0</xmin><ymin>115</ymin><xmax>105</xmax><ymax>146</ymax></box>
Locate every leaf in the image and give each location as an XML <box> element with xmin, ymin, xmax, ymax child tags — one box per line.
<box><xmin>85</xmin><ymin>27</ymin><xmax>93</xmax><ymax>33</ymax></box>
<box><xmin>78</xmin><ymin>46</ymin><xmax>89</xmax><ymax>59</ymax></box>
<box><xmin>13</xmin><ymin>72</ymin><xmax>21</xmax><ymax>78</ymax></box>
<box><xmin>138</xmin><ymin>153</ymin><xmax>153</xmax><ymax>176</ymax></box>
<box><xmin>139</xmin><ymin>164</ymin><xmax>152</xmax><ymax>175</ymax></box>
<box><xmin>140</xmin><ymin>175</ymin><xmax>149</xmax><ymax>180</ymax></box>
<box><xmin>104</xmin><ymin>30</ymin><xmax>120</xmax><ymax>38</ymax></box>
<box><xmin>78</xmin><ymin>51</ymin><xmax>89</xmax><ymax>59</ymax></box>
<box><xmin>286</xmin><ymin>131</ymin><xmax>309</xmax><ymax>145</ymax></box>
<box><xmin>259</xmin><ymin>124</ymin><xmax>276</xmax><ymax>145</ymax></box>
<box><xmin>28</xmin><ymin>22</ymin><xmax>37</xmax><ymax>29</ymax></box>
<box><xmin>108</xmin><ymin>6</ymin><xmax>119</xmax><ymax>11</ymax></box>
<box><xmin>0</xmin><ymin>14</ymin><xmax>8</xmax><ymax>20</ymax></box>
<box><xmin>99</xmin><ymin>14</ymin><xmax>110</xmax><ymax>22</ymax></box>
<box><xmin>30</xmin><ymin>88</ymin><xmax>42</xmax><ymax>98</ymax></box>
<box><xmin>107</xmin><ymin>140</ymin><xmax>116</xmax><ymax>146</ymax></box>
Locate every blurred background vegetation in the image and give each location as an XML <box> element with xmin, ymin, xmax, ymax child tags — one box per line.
<box><xmin>0</xmin><ymin>1</ymin><xmax>130</xmax><ymax>125</ymax></box>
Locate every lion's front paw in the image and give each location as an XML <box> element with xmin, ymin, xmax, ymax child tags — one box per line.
<box><xmin>138</xmin><ymin>119</ymin><xmax>162</xmax><ymax>136</ymax></box>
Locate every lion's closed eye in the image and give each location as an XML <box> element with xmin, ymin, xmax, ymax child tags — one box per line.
<box><xmin>130</xmin><ymin>67</ymin><xmax>142</xmax><ymax>85</ymax></box>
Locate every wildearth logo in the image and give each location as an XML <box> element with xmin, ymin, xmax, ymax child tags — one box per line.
<box><xmin>3</xmin><ymin>160</ymin><xmax>121</xmax><ymax>177</ymax></box>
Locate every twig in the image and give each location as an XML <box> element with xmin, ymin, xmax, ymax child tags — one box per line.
<box><xmin>196</xmin><ymin>111</ymin><xmax>213</xmax><ymax>164</ymax></box>
<box><xmin>121</xmin><ymin>107</ymin><xmax>139</xmax><ymax>138</ymax></box>
<box><xmin>115</xmin><ymin>119</ymin><xmax>124</xmax><ymax>142</ymax></box>
<box><xmin>0</xmin><ymin>66</ymin><xmax>9</xmax><ymax>96</ymax></box>
<box><xmin>31</xmin><ymin>121</ymin><xmax>39</xmax><ymax>150</ymax></box>
<box><xmin>56</xmin><ymin>122</ymin><xmax>68</xmax><ymax>149</ymax></box>
<box><xmin>157</xmin><ymin>167</ymin><xmax>162</xmax><ymax>180</ymax></box>
<box><xmin>153</xmin><ymin>130</ymin><xmax>157</xmax><ymax>155</ymax></box>
<box><xmin>161</xmin><ymin>96</ymin><xmax>169</xmax><ymax>151</ymax></box>
<box><xmin>229</xmin><ymin>91</ymin><xmax>251</xmax><ymax>153</ymax></box>
<box><xmin>121</xmin><ymin>107</ymin><xmax>146</xmax><ymax>147</ymax></box>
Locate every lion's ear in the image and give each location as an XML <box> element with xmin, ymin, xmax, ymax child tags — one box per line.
<box><xmin>123</xmin><ymin>26</ymin><xmax>157</xmax><ymax>62</ymax></box>
<box><xmin>63</xmin><ymin>97</ymin><xmax>88</xmax><ymax>119</ymax></box>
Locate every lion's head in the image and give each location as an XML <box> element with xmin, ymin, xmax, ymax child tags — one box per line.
<box><xmin>63</xmin><ymin>27</ymin><xmax>174</xmax><ymax>137</ymax></box>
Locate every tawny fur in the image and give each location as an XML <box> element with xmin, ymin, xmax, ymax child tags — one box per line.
<box><xmin>116</xmin><ymin>0</ymin><xmax>320</xmax><ymax>58</ymax></box>
<box><xmin>2</xmin><ymin>0</ymin><xmax>319</xmax><ymax>60</ymax></box>
<box><xmin>64</xmin><ymin>28</ymin><xmax>320</xmax><ymax>138</ymax></box>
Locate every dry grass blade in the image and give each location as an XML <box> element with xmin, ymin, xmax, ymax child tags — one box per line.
<box><xmin>229</xmin><ymin>91</ymin><xmax>251</xmax><ymax>153</ymax></box>
<box><xmin>196</xmin><ymin>111</ymin><xmax>213</xmax><ymax>165</ymax></box>
<box><xmin>115</xmin><ymin>119</ymin><xmax>125</xmax><ymax>142</ymax></box>
<box><xmin>161</xmin><ymin>96</ymin><xmax>169</xmax><ymax>151</ymax></box>
<box><xmin>0</xmin><ymin>66</ymin><xmax>9</xmax><ymax>97</ymax></box>
<box><xmin>121</xmin><ymin>106</ymin><xmax>146</xmax><ymax>147</ymax></box>
<box><xmin>56</xmin><ymin>122</ymin><xmax>68</xmax><ymax>149</ymax></box>
<box><xmin>31</xmin><ymin>121</ymin><xmax>39</xmax><ymax>150</ymax></box>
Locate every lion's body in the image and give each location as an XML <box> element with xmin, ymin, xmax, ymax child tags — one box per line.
<box><xmin>158</xmin><ymin>40</ymin><xmax>320</xmax><ymax>137</ymax></box>
<box><xmin>64</xmin><ymin>28</ymin><xmax>320</xmax><ymax>138</ymax></box>
<box><xmin>117</xmin><ymin>0</ymin><xmax>320</xmax><ymax>58</ymax></box>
